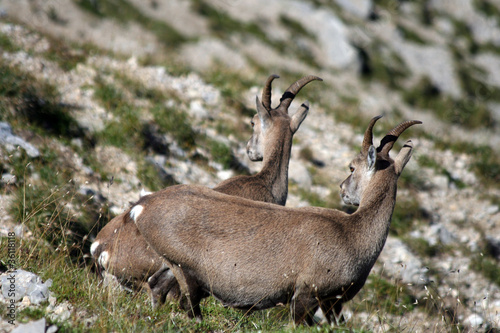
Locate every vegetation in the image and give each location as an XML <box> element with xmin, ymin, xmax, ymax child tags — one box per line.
<box><xmin>75</xmin><ymin>0</ymin><xmax>186</xmax><ymax>48</ymax></box>
<box><xmin>1</xmin><ymin>1</ymin><xmax>500</xmax><ymax>331</ymax></box>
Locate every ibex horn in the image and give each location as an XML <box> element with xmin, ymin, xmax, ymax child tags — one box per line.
<box><xmin>378</xmin><ymin>120</ymin><xmax>422</xmax><ymax>156</ymax></box>
<box><xmin>279</xmin><ymin>75</ymin><xmax>323</xmax><ymax>112</ymax></box>
<box><xmin>362</xmin><ymin>115</ymin><xmax>384</xmax><ymax>154</ymax></box>
<box><xmin>262</xmin><ymin>74</ymin><xmax>280</xmax><ymax>110</ymax></box>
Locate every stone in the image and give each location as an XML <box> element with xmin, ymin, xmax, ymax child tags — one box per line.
<box><xmin>334</xmin><ymin>0</ymin><xmax>373</xmax><ymax>18</ymax></box>
<box><xmin>11</xmin><ymin>318</ymin><xmax>45</xmax><ymax>333</ymax></box>
<box><xmin>0</xmin><ymin>270</ymin><xmax>52</xmax><ymax>304</ymax></box>
<box><xmin>0</xmin><ymin>122</ymin><xmax>40</xmax><ymax>158</ymax></box>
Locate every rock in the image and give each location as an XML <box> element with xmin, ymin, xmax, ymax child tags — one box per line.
<box><xmin>11</xmin><ymin>318</ymin><xmax>45</xmax><ymax>333</ymax></box>
<box><xmin>50</xmin><ymin>301</ymin><xmax>72</xmax><ymax>322</ymax></box>
<box><xmin>180</xmin><ymin>38</ymin><xmax>248</xmax><ymax>72</ymax></box>
<box><xmin>46</xmin><ymin>325</ymin><xmax>58</xmax><ymax>333</ymax></box>
<box><xmin>288</xmin><ymin>160</ymin><xmax>312</xmax><ymax>189</ymax></box>
<box><xmin>0</xmin><ymin>122</ymin><xmax>40</xmax><ymax>158</ymax></box>
<box><xmin>396</xmin><ymin>43</ymin><xmax>462</xmax><ymax>98</ymax></box>
<box><xmin>379</xmin><ymin>237</ymin><xmax>429</xmax><ymax>285</ymax></box>
<box><xmin>0</xmin><ymin>173</ymin><xmax>16</xmax><ymax>185</ymax></box>
<box><xmin>334</xmin><ymin>0</ymin><xmax>373</xmax><ymax>18</ymax></box>
<box><xmin>463</xmin><ymin>314</ymin><xmax>484</xmax><ymax>328</ymax></box>
<box><xmin>0</xmin><ymin>270</ymin><xmax>52</xmax><ymax>304</ymax></box>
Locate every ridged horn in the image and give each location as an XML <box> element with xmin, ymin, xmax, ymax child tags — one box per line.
<box><xmin>378</xmin><ymin>120</ymin><xmax>422</xmax><ymax>156</ymax></box>
<box><xmin>262</xmin><ymin>74</ymin><xmax>280</xmax><ymax>110</ymax></box>
<box><xmin>278</xmin><ymin>75</ymin><xmax>323</xmax><ymax>112</ymax></box>
<box><xmin>362</xmin><ymin>115</ymin><xmax>384</xmax><ymax>154</ymax></box>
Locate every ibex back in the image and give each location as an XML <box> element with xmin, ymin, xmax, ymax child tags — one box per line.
<box><xmin>132</xmin><ymin>116</ymin><xmax>421</xmax><ymax>324</ymax></box>
<box><xmin>90</xmin><ymin>75</ymin><xmax>322</xmax><ymax>306</ymax></box>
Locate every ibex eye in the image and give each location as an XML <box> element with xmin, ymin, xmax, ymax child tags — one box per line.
<box><xmin>350</xmin><ymin>167</ymin><xmax>355</xmax><ymax>173</ymax></box>
<box><xmin>251</xmin><ymin>121</ymin><xmax>255</xmax><ymax>128</ymax></box>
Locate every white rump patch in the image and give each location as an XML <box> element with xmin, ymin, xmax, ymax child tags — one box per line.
<box><xmin>140</xmin><ymin>189</ymin><xmax>152</xmax><ymax>198</ymax></box>
<box><xmin>90</xmin><ymin>241</ymin><xmax>99</xmax><ymax>257</ymax></box>
<box><xmin>130</xmin><ymin>205</ymin><xmax>144</xmax><ymax>222</ymax></box>
<box><xmin>98</xmin><ymin>251</ymin><xmax>109</xmax><ymax>268</ymax></box>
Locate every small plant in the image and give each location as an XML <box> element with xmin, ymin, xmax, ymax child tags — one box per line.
<box><xmin>0</xmin><ymin>60</ymin><xmax>83</xmax><ymax>138</ymax></box>
<box><xmin>150</xmin><ymin>103</ymin><xmax>197</xmax><ymax>150</ymax></box>
<box><xmin>391</xmin><ymin>198</ymin><xmax>428</xmax><ymax>236</ymax></box>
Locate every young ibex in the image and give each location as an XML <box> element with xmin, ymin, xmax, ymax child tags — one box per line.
<box><xmin>90</xmin><ymin>74</ymin><xmax>322</xmax><ymax>306</ymax></box>
<box><xmin>131</xmin><ymin>116</ymin><xmax>421</xmax><ymax>324</ymax></box>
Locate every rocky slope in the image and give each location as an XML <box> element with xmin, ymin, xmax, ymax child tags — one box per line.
<box><xmin>0</xmin><ymin>0</ymin><xmax>499</xmax><ymax>331</ymax></box>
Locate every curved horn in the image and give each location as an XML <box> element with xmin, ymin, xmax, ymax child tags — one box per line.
<box><xmin>279</xmin><ymin>75</ymin><xmax>323</xmax><ymax>112</ymax></box>
<box><xmin>378</xmin><ymin>120</ymin><xmax>422</xmax><ymax>156</ymax></box>
<box><xmin>262</xmin><ymin>74</ymin><xmax>280</xmax><ymax>110</ymax></box>
<box><xmin>362</xmin><ymin>115</ymin><xmax>384</xmax><ymax>154</ymax></box>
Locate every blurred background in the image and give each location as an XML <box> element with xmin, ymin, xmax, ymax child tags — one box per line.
<box><xmin>0</xmin><ymin>0</ymin><xmax>499</xmax><ymax>331</ymax></box>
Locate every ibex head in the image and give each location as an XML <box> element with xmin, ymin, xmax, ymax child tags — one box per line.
<box><xmin>340</xmin><ymin>116</ymin><xmax>422</xmax><ymax>206</ymax></box>
<box><xmin>247</xmin><ymin>74</ymin><xmax>322</xmax><ymax>161</ymax></box>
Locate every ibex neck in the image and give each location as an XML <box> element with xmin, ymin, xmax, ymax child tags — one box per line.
<box><xmin>259</xmin><ymin>128</ymin><xmax>293</xmax><ymax>206</ymax></box>
<box><xmin>354</xmin><ymin>172</ymin><xmax>398</xmax><ymax>258</ymax></box>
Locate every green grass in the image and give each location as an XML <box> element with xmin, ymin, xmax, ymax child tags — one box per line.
<box><xmin>0</xmin><ymin>59</ymin><xmax>83</xmax><ymax>139</ymax></box>
<box><xmin>75</xmin><ymin>0</ymin><xmax>186</xmax><ymax>49</ymax></box>
<box><xmin>432</xmin><ymin>138</ymin><xmax>500</xmax><ymax>186</ymax></box>
<box><xmin>359</xmin><ymin>43</ymin><xmax>410</xmax><ymax>89</ymax></box>
<box><xmin>397</xmin><ymin>24</ymin><xmax>427</xmax><ymax>44</ymax></box>
<box><xmin>150</xmin><ymin>103</ymin><xmax>197</xmax><ymax>150</ymax></box>
<box><xmin>403</xmin><ymin>76</ymin><xmax>494</xmax><ymax>129</ymax></box>
<box><xmin>390</xmin><ymin>198</ymin><xmax>429</xmax><ymax>237</ymax></box>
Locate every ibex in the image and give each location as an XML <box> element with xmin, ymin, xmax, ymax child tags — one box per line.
<box><xmin>90</xmin><ymin>75</ymin><xmax>322</xmax><ymax>306</ymax></box>
<box><xmin>131</xmin><ymin>116</ymin><xmax>421</xmax><ymax>324</ymax></box>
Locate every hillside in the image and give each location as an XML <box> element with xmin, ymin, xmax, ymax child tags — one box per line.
<box><xmin>0</xmin><ymin>0</ymin><xmax>499</xmax><ymax>331</ymax></box>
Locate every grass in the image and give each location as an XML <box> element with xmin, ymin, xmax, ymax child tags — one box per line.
<box><xmin>432</xmin><ymin>138</ymin><xmax>500</xmax><ymax>186</ymax></box>
<box><xmin>397</xmin><ymin>24</ymin><xmax>427</xmax><ymax>45</ymax></box>
<box><xmin>402</xmin><ymin>76</ymin><xmax>495</xmax><ymax>129</ymax></box>
<box><xmin>0</xmin><ymin>59</ymin><xmax>83</xmax><ymax>139</ymax></box>
<box><xmin>390</xmin><ymin>197</ymin><xmax>429</xmax><ymax>237</ymax></box>
<box><xmin>75</xmin><ymin>0</ymin><xmax>187</xmax><ymax>49</ymax></box>
<box><xmin>359</xmin><ymin>43</ymin><xmax>410</xmax><ymax>89</ymax></box>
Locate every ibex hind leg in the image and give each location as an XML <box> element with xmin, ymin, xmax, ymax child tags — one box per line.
<box><xmin>319</xmin><ymin>298</ymin><xmax>343</xmax><ymax>325</ymax></box>
<box><xmin>290</xmin><ymin>292</ymin><xmax>319</xmax><ymax>325</ymax></box>
<box><xmin>169</xmin><ymin>263</ymin><xmax>203</xmax><ymax>321</ymax></box>
<box><xmin>148</xmin><ymin>264</ymin><xmax>179</xmax><ymax>308</ymax></box>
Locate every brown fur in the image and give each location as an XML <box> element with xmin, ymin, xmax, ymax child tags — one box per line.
<box><xmin>90</xmin><ymin>75</ymin><xmax>322</xmax><ymax>306</ymax></box>
<box><xmin>132</xmin><ymin>117</ymin><xmax>421</xmax><ymax>324</ymax></box>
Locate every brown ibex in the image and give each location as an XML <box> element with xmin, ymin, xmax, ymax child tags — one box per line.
<box><xmin>131</xmin><ymin>116</ymin><xmax>421</xmax><ymax>324</ymax></box>
<box><xmin>90</xmin><ymin>74</ymin><xmax>322</xmax><ymax>306</ymax></box>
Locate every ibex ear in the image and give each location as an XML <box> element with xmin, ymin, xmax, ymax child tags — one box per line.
<box><xmin>367</xmin><ymin>145</ymin><xmax>377</xmax><ymax>171</ymax></box>
<box><xmin>256</xmin><ymin>96</ymin><xmax>272</xmax><ymax>132</ymax></box>
<box><xmin>394</xmin><ymin>140</ymin><xmax>413</xmax><ymax>175</ymax></box>
<box><xmin>290</xmin><ymin>101</ymin><xmax>309</xmax><ymax>134</ymax></box>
